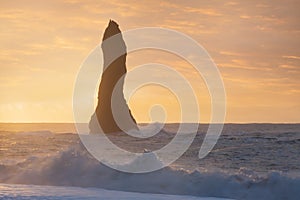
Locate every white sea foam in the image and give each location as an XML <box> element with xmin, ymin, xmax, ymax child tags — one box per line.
<box><xmin>0</xmin><ymin>144</ymin><xmax>299</xmax><ymax>200</ymax></box>
<box><xmin>0</xmin><ymin>183</ymin><xmax>229</xmax><ymax>200</ymax></box>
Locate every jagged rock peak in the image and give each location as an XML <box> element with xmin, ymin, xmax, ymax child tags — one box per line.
<box><xmin>102</xmin><ymin>19</ymin><xmax>121</xmax><ymax>40</ymax></box>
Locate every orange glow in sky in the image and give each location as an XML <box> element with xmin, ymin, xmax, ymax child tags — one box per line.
<box><xmin>1</xmin><ymin>0</ymin><xmax>299</xmax><ymax>123</ymax></box>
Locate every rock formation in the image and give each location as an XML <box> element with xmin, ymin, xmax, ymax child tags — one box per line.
<box><xmin>89</xmin><ymin>20</ymin><xmax>139</xmax><ymax>134</ymax></box>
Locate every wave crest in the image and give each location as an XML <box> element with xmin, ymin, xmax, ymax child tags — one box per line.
<box><xmin>0</xmin><ymin>144</ymin><xmax>299</xmax><ymax>200</ymax></box>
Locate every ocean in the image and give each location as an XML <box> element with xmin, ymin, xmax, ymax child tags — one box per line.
<box><xmin>0</xmin><ymin>123</ymin><xmax>299</xmax><ymax>199</ymax></box>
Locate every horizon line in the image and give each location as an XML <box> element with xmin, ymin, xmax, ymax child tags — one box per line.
<box><xmin>0</xmin><ymin>121</ymin><xmax>300</xmax><ymax>124</ymax></box>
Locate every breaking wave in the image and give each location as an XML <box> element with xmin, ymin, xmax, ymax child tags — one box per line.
<box><xmin>0</xmin><ymin>144</ymin><xmax>299</xmax><ymax>200</ymax></box>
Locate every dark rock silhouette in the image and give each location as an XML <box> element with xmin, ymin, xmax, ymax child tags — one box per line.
<box><xmin>89</xmin><ymin>20</ymin><xmax>138</xmax><ymax>134</ymax></box>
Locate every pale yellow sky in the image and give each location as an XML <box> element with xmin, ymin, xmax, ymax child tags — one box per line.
<box><xmin>0</xmin><ymin>0</ymin><xmax>299</xmax><ymax>123</ymax></box>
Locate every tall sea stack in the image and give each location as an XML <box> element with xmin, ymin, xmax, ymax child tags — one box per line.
<box><xmin>89</xmin><ymin>20</ymin><xmax>138</xmax><ymax>134</ymax></box>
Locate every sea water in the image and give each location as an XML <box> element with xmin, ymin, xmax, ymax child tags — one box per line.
<box><xmin>0</xmin><ymin>123</ymin><xmax>299</xmax><ymax>199</ymax></box>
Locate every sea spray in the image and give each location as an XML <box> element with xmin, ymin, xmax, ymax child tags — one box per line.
<box><xmin>0</xmin><ymin>143</ymin><xmax>299</xmax><ymax>200</ymax></box>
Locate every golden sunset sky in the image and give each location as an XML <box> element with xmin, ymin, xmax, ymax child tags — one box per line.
<box><xmin>1</xmin><ymin>0</ymin><xmax>299</xmax><ymax>123</ymax></box>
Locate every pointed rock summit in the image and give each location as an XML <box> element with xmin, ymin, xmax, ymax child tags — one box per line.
<box><xmin>89</xmin><ymin>20</ymin><xmax>139</xmax><ymax>134</ymax></box>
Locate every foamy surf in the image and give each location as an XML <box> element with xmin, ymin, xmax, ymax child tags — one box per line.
<box><xmin>1</xmin><ymin>144</ymin><xmax>299</xmax><ymax>200</ymax></box>
<box><xmin>0</xmin><ymin>183</ymin><xmax>231</xmax><ymax>200</ymax></box>
<box><xmin>1</xmin><ymin>123</ymin><xmax>300</xmax><ymax>199</ymax></box>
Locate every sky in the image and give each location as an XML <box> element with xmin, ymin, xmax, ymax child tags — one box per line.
<box><xmin>0</xmin><ymin>0</ymin><xmax>299</xmax><ymax>123</ymax></box>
